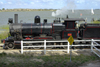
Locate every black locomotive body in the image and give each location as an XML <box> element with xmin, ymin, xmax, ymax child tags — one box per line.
<box><xmin>79</xmin><ymin>23</ymin><xmax>100</xmax><ymax>39</ymax></box>
<box><xmin>1</xmin><ymin>14</ymin><xmax>100</xmax><ymax>49</ymax></box>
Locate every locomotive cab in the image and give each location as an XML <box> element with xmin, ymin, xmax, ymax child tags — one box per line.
<box><xmin>62</xmin><ymin>18</ymin><xmax>85</xmax><ymax>39</ymax></box>
<box><xmin>64</xmin><ymin>20</ymin><xmax>76</xmax><ymax>29</ymax></box>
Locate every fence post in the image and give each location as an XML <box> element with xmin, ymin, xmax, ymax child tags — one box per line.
<box><xmin>91</xmin><ymin>39</ymin><xmax>93</xmax><ymax>52</ymax></box>
<box><xmin>44</xmin><ymin>40</ymin><xmax>46</xmax><ymax>55</ymax></box>
<box><xmin>68</xmin><ymin>42</ymin><xmax>70</xmax><ymax>53</ymax></box>
<box><xmin>21</xmin><ymin>40</ymin><xmax>23</xmax><ymax>54</ymax></box>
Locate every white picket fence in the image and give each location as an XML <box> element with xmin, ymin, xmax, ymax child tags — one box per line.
<box><xmin>21</xmin><ymin>39</ymin><xmax>100</xmax><ymax>57</ymax></box>
<box><xmin>91</xmin><ymin>39</ymin><xmax>100</xmax><ymax>57</ymax></box>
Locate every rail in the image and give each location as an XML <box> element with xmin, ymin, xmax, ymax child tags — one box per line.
<box><xmin>21</xmin><ymin>39</ymin><xmax>100</xmax><ymax>55</ymax></box>
<box><xmin>91</xmin><ymin>39</ymin><xmax>100</xmax><ymax>57</ymax></box>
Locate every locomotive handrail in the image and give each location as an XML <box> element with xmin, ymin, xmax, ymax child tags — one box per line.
<box><xmin>91</xmin><ymin>39</ymin><xmax>100</xmax><ymax>57</ymax></box>
<box><xmin>21</xmin><ymin>39</ymin><xmax>100</xmax><ymax>55</ymax></box>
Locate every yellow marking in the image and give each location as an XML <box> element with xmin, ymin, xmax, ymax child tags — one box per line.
<box><xmin>68</xmin><ymin>35</ymin><xmax>74</xmax><ymax>45</ymax></box>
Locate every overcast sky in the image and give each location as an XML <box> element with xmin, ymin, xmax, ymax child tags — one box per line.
<box><xmin>0</xmin><ymin>0</ymin><xmax>100</xmax><ymax>9</ymax></box>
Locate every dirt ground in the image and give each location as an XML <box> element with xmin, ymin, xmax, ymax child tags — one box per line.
<box><xmin>0</xmin><ymin>47</ymin><xmax>94</xmax><ymax>56</ymax></box>
<box><xmin>79</xmin><ymin>60</ymin><xmax>100</xmax><ymax>67</ymax></box>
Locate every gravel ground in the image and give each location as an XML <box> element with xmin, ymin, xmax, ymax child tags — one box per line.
<box><xmin>0</xmin><ymin>43</ymin><xmax>3</xmax><ymax>47</ymax></box>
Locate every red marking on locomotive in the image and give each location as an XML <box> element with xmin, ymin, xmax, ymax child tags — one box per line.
<box><xmin>3</xmin><ymin>40</ymin><xmax>5</xmax><ymax>43</ymax></box>
<box><xmin>62</xmin><ymin>31</ymin><xmax>77</xmax><ymax>39</ymax></box>
<box><xmin>34</xmin><ymin>37</ymin><xmax>53</xmax><ymax>39</ymax></box>
<box><xmin>67</xmin><ymin>33</ymin><xmax>72</xmax><ymax>36</ymax></box>
<box><xmin>25</xmin><ymin>37</ymin><xmax>31</xmax><ymax>39</ymax></box>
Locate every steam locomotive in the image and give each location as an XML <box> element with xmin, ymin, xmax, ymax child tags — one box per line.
<box><xmin>1</xmin><ymin>14</ymin><xmax>100</xmax><ymax>49</ymax></box>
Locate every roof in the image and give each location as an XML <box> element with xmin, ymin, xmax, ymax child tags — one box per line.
<box><xmin>64</xmin><ymin>18</ymin><xmax>85</xmax><ymax>21</ymax></box>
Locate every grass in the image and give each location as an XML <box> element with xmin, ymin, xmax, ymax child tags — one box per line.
<box><xmin>0</xmin><ymin>32</ymin><xmax>9</xmax><ymax>39</ymax></box>
<box><xmin>0</xmin><ymin>25</ymin><xmax>9</xmax><ymax>31</ymax></box>
<box><xmin>0</xmin><ymin>52</ymin><xmax>99</xmax><ymax>67</ymax></box>
<box><xmin>93</xmin><ymin>21</ymin><xmax>100</xmax><ymax>23</ymax></box>
<box><xmin>0</xmin><ymin>25</ymin><xmax>9</xmax><ymax>43</ymax></box>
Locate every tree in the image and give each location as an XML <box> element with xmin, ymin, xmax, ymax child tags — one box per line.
<box><xmin>2</xmin><ymin>8</ymin><xmax>5</xmax><ymax>10</ymax></box>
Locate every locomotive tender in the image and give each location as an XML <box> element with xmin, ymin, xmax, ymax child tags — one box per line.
<box><xmin>1</xmin><ymin>14</ymin><xmax>100</xmax><ymax>49</ymax></box>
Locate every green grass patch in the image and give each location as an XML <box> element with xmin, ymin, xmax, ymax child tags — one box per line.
<box><xmin>0</xmin><ymin>32</ymin><xmax>9</xmax><ymax>44</ymax></box>
<box><xmin>93</xmin><ymin>21</ymin><xmax>100</xmax><ymax>23</ymax></box>
<box><xmin>0</xmin><ymin>25</ymin><xmax>9</xmax><ymax>43</ymax></box>
<box><xmin>0</xmin><ymin>52</ymin><xmax>99</xmax><ymax>67</ymax></box>
<box><xmin>0</xmin><ymin>25</ymin><xmax>9</xmax><ymax>31</ymax></box>
<box><xmin>0</xmin><ymin>32</ymin><xmax>8</xmax><ymax>39</ymax></box>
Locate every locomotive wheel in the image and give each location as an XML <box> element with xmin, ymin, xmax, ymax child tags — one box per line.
<box><xmin>33</xmin><ymin>43</ymin><xmax>41</xmax><ymax>49</ymax></box>
<box><xmin>46</xmin><ymin>43</ymin><xmax>53</xmax><ymax>49</ymax></box>
<box><xmin>29</xmin><ymin>44</ymin><xmax>34</xmax><ymax>49</ymax></box>
<box><xmin>60</xmin><ymin>42</ymin><xmax>64</xmax><ymax>49</ymax></box>
<box><xmin>56</xmin><ymin>42</ymin><xmax>62</xmax><ymax>48</ymax></box>
<box><xmin>23</xmin><ymin>43</ymin><xmax>29</xmax><ymax>49</ymax></box>
<box><xmin>8</xmin><ymin>42</ymin><xmax>14</xmax><ymax>49</ymax></box>
<box><xmin>63</xmin><ymin>42</ymin><xmax>67</xmax><ymax>49</ymax></box>
<box><xmin>79</xmin><ymin>42</ymin><xmax>83</xmax><ymax>49</ymax></box>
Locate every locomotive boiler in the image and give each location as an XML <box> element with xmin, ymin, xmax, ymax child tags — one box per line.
<box><xmin>2</xmin><ymin>14</ymin><xmax>100</xmax><ymax>49</ymax></box>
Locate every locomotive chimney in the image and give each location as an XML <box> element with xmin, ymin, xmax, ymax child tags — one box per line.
<box><xmin>14</xmin><ymin>14</ymin><xmax>18</xmax><ymax>24</ymax></box>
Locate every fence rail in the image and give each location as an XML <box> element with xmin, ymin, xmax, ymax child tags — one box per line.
<box><xmin>21</xmin><ymin>39</ymin><xmax>100</xmax><ymax>57</ymax></box>
<box><xmin>91</xmin><ymin>39</ymin><xmax>100</xmax><ymax>57</ymax></box>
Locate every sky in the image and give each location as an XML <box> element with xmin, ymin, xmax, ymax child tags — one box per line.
<box><xmin>0</xmin><ymin>0</ymin><xmax>100</xmax><ymax>9</ymax></box>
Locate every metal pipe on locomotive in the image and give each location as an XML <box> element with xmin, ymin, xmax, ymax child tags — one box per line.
<box><xmin>1</xmin><ymin>14</ymin><xmax>100</xmax><ymax>49</ymax></box>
